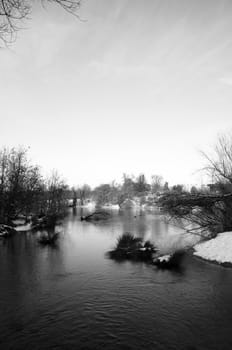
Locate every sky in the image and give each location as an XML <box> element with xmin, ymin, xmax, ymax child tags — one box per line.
<box><xmin>1</xmin><ymin>0</ymin><xmax>232</xmax><ymax>187</ymax></box>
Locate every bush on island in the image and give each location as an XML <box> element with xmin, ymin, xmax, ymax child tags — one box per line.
<box><xmin>109</xmin><ymin>233</ymin><xmax>157</xmax><ymax>262</ymax></box>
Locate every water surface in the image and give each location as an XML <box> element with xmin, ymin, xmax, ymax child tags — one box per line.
<box><xmin>1</xmin><ymin>209</ymin><xmax>232</xmax><ymax>350</ymax></box>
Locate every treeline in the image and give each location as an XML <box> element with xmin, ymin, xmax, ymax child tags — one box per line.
<box><xmin>3</xmin><ymin>141</ymin><xmax>227</xmax><ymax>237</ymax></box>
<box><xmin>0</xmin><ymin>147</ymin><xmax>68</xmax><ymax>225</ymax></box>
<box><xmin>73</xmin><ymin>175</ymin><xmax>210</xmax><ymax>208</ymax></box>
<box><xmin>72</xmin><ymin>174</ymin><xmax>171</xmax><ymax>207</ymax></box>
<box><xmin>0</xmin><ymin>146</ymin><xmax>187</xmax><ymax>224</ymax></box>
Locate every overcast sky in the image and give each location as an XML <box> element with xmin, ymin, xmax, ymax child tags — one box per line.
<box><xmin>1</xmin><ymin>0</ymin><xmax>232</xmax><ymax>187</ymax></box>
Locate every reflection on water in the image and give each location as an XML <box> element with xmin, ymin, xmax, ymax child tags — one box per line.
<box><xmin>1</xmin><ymin>208</ymin><xmax>232</xmax><ymax>350</ymax></box>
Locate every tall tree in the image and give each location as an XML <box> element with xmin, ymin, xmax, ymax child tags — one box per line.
<box><xmin>46</xmin><ymin>170</ymin><xmax>68</xmax><ymax>219</ymax></box>
<box><xmin>0</xmin><ymin>146</ymin><xmax>45</xmax><ymax>223</ymax></box>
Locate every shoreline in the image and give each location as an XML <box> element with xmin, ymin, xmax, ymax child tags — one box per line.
<box><xmin>192</xmin><ymin>252</ymin><xmax>232</xmax><ymax>268</ymax></box>
<box><xmin>193</xmin><ymin>232</ymin><xmax>232</xmax><ymax>268</ymax></box>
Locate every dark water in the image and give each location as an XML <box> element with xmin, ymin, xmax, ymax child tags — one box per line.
<box><xmin>1</xmin><ymin>209</ymin><xmax>232</xmax><ymax>350</ymax></box>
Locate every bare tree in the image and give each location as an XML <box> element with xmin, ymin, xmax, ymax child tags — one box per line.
<box><xmin>0</xmin><ymin>146</ymin><xmax>45</xmax><ymax>223</ymax></box>
<box><xmin>159</xmin><ymin>133</ymin><xmax>232</xmax><ymax>238</ymax></box>
<box><xmin>0</xmin><ymin>147</ymin><xmax>9</xmax><ymax>221</ymax></box>
<box><xmin>202</xmin><ymin>133</ymin><xmax>232</xmax><ymax>185</ymax></box>
<box><xmin>0</xmin><ymin>0</ymin><xmax>81</xmax><ymax>45</ymax></box>
<box><xmin>46</xmin><ymin>170</ymin><xmax>68</xmax><ymax>220</ymax></box>
<box><xmin>76</xmin><ymin>184</ymin><xmax>91</xmax><ymax>206</ymax></box>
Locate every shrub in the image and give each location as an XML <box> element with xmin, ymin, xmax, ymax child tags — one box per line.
<box><xmin>116</xmin><ymin>233</ymin><xmax>142</xmax><ymax>250</ymax></box>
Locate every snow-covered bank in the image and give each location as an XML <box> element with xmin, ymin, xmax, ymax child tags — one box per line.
<box><xmin>194</xmin><ymin>232</ymin><xmax>232</xmax><ymax>265</ymax></box>
<box><xmin>15</xmin><ymin>223</ymin><xmax>32</xmax><ymax>232</ymax></box>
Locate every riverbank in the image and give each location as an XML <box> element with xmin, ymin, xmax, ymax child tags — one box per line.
<box><xmin>194</xmin><ymin>232</ymin><xmax>232</xmax><ymax>266</ymax></box>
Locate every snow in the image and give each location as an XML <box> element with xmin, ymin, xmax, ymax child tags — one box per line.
<box><xmin>194</xmin><ymin>232</ymin><xmax>232</xmax><ymax>264</ymax></box>
<box><xmin>82</xmin><ymin>202</ymin><xmax>96</xmax><ymax>208</ymax></box>
<box><xmin>15</xmin><ymin>224</ymin><xmax>32</xmax><ymax>232</ymax></box>
<box><xmin>157</xmin><ymin>255</ymin><xmax>171</xmax><ymax>262</ymax></box>
<box><xmin>110</xmin><ymin>204</ymin><xmax>120</xmax><ymax>210</ymax></box>
<box><xmin>102</xmin><ymin>204</ymin><xmax>120</xmax><ymax>210</ymax></box>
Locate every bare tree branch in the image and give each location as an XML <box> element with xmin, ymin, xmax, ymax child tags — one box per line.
<box><xmin>159</xmin><ymin>134</ymin><xmax>232</xmax><ymax>238</ymax></box>
<box><xmin>0</xmin><ymin>0</ymin><xmax>81</xmax><ymax>45</ymax></box>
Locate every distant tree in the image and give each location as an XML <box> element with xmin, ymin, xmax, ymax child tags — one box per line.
<box><xmin>45</xmin><ymin>171</ymin><xmax>68</xmax><ymax>221</ymax></box>
<box><xmin>120</xmin><ymin>173</ymin><xmax>135</xmax><ymax>200</ymax></box>
<box><xmin>190</xmin><ymin>186</ymin><xmax>198</xmax><ymax>194</ymax></box>
<box><xmin>0</xmin><ymin>147</ymin><xmax>9</xmax><ymax>221</ymax></box>
<box><xmin>171</xmin><ymin>184</ymin><xmax>184</xmax><ymax>193</ymax></box>
<box><xmin>21</xmin><ymin>164</ymin><xmax>45</xmax><ymax>218</ymax></box>
<box><xmin>0</xmin><ymin>0</ymin><xmax>81</xmax><ymax>45</ymax></box>
<box><xmin>163</xmin><ymin>181</ymin><xmax>169</xmax><ymax>192</ymax></box>
<box><xmin>71</xmin><ymin>186</ymin><xmax>77</xmax><ymax>207</ymax></box>
<box><xmin>76</xmin><ymin>184</ymin><xmax>91</xmax><ymax>205</ymax></box>
<box><xmin>93</xmin><ymin>184</ymin><xmax>112</xmax><ymax>206</ymax></box>
<box><xmin>134</xmin><ymin>174</ymin><xmax>150</xmax><ymax>196</ymax></box>
<box><xmin>109</xmin><ymin>180</ymin><xmax>120</xmax><ymax>204</ymax></box>
<box><xmin>151</xmin><ymin>174</ymin><xmax>163</xmax><ymax>193</ymax></box>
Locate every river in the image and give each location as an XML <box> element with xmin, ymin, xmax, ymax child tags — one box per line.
<box><xmin>1</xmin><ymin>208</ymin><xmax>232</xmax><ymax>350</ymax></box>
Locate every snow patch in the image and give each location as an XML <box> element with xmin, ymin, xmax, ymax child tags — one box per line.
<box><xmin>15</xmin><ymin>224</ymin><xmax>32</xmax><ymax>232</ymax></box>
<box><xmin>194</xmin><ymin>232</ymin><xmax>232</xmax><ymax>264</ymax></box>
<box><xmin>157</xmin><ymin>255</ymin><xmax>171</xmax><ymax>262</ymax></box>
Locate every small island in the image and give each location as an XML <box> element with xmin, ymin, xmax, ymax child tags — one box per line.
<box><xmin>109</xmin><ymin>232</ymin><xmax>186</xmax><ymax>268</ymax></box>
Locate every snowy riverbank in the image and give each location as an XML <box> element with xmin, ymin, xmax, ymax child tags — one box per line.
<box><xmin>194</xmin><ymin>232</ymin><xmax>232</xmax><ymax>265</ymax></box>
